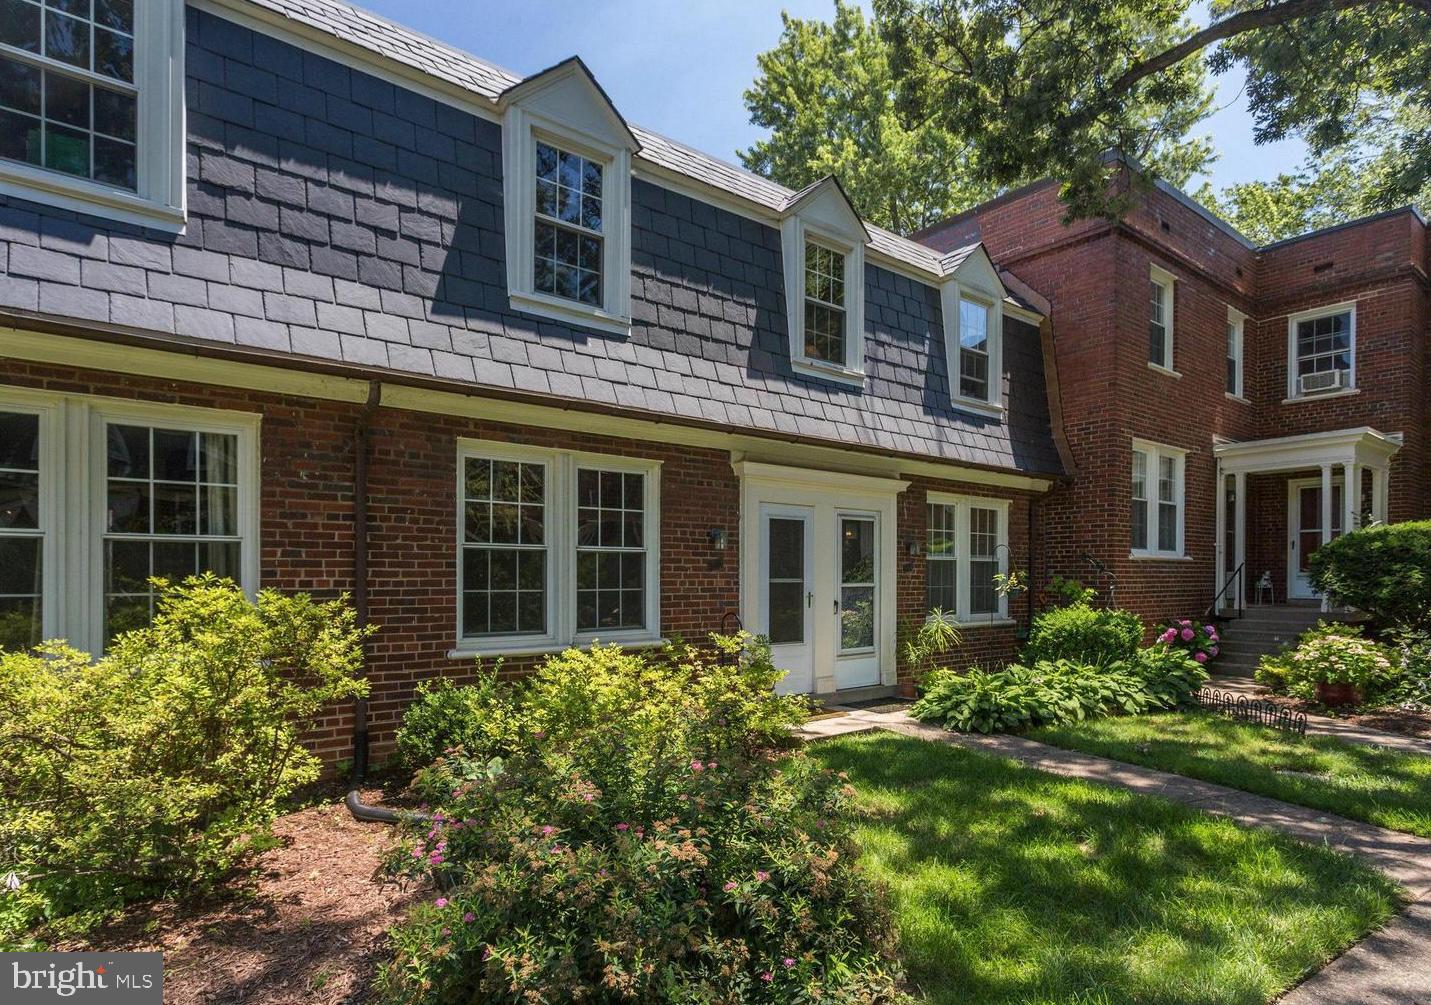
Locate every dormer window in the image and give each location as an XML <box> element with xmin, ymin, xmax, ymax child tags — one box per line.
<box><xmin>500</xmin><ymin>58</ymin><xmax>638</xmax><ymax>337</ymax></box>
<box><xmin>802</xmin><ymin>241</ymin><xmax>847</xmax><ymax>365</ymax></box>
<box><xmin>533</xmin><ymin>142</ymin><xmax>603</xmax><ymax>308</ymax></box>
<box><xmin>779</xmin><ymin>177</ymin><xmax>869</xmax><ymax>386</ymax></box>
<box><xmin>0</xmin><ymin>0</ymin><xmax>184</xmax><ymax>228</ymax></box>
<box><xmin>937</xmin><ymin>244</ymin><xmax>1006</xmax><ymax>415</ymax></box>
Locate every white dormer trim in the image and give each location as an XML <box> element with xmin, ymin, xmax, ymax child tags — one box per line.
<box><xmin>939</xmin><ymin>245</ymin><xmax>1006</xmax><ymax>418</ymax></box>
<box><xmin>499</xmin><ymin>59</ymin><xmax>638</xmax><ymax>337</ymax></box>
<box><xmin>779</xmin><ymin>177</ymin><xmax>870</xmax><ymax>387</ymax></box>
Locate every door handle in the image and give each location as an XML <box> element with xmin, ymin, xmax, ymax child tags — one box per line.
<box><xmin>833</xmin><ymin>599</ymin><xmax>840</xmax><ymax>614</ymax></box>
<box><xmin>806</xmin><ymin>591</ymin><xmax>813</xmax><ymax>608</ymax></box>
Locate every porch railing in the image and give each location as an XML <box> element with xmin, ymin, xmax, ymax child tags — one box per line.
<box><xmin>1206</xmin><ymin>562</ymin><xmax>1244</xmax><ymax>621</ymax></box>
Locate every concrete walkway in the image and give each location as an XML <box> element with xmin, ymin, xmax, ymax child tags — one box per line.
<box><xmin>800</xmin><ymin>706</ymin><xmax>1431</xmax><ymax>1004</ymax></box>
<box><xmin>1209</xmin><ymin>675</ymin><xmax>1431</xmax><ymax>757</ymax></box>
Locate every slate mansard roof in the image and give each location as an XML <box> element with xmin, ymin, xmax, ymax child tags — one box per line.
<box><xmin>0</xmin><ymin>0</ymin><xmax>1064</xmax><ymax>477</ymax></box>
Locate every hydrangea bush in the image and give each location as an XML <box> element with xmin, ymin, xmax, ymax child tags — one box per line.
<box><xmin>380</xmin><ymin>636</ymin><xmax>911</xmax><ymax>1004</ymax></box>
<box><xmin>1158</xmin><ymin>618</ymin><xmax>1220</xmax><ymax>664</ymax></box>
<box><xmin>1255</xmin><ymin>622</ymin><xmax>1401</xmax><ymax>703</ymax></box>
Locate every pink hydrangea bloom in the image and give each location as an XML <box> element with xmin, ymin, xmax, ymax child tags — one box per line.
<box><xmin>1194</xmin><ymin>651</ymin><xmax>1208</xmax><ymax>663</ymax></box>
<box><xmin>1160</xmin><ymin>629</ymin><xmax>1177</xmax><ymax>643</ymax></box>
<box><xmin>1181</xmin><ymin>627</ymin><xmax>1195</xmax><ymax>641</ymax></box>
<box><xmin>1208</xmin><ymin>646</ymin><xmax>1219</xmax><ymax>656</ymax></box>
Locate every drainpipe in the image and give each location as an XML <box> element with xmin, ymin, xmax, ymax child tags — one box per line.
<box><xmin>351</xmin><ymin>380</ymin><xmax>382</xmax><ymax>783</ymax></box>
<box><xmin>1026</xmin><ymin>496</ymin><xmax>1038</xmax><ymax>635</ymax></box>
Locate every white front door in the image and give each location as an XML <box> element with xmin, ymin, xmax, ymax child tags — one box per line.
<box><xmin>759</xmin><ymin>504</ymin><xmax>813</xmax><ymax>695</ymax></box>
<box><xmin>1288</xmin><ymin>478</ymin><xmax>1343</xmax><ymax>599</ymax></box>
<box><xmin>835</xmin><ymin>513</ymin><xmax>880</xmax><ymax>689</ymax></box>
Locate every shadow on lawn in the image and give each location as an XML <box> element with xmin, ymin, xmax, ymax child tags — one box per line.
<box><xmin>815</xmin><ymin>731</ymin><xmax>1400</xmax><ymax>1005</ymax></box>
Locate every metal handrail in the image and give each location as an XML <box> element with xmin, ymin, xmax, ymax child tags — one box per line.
<box><xmin>1207</xmin><ymin>562</ymin><xmax>1244</xmax><ymax>620</ymax></box>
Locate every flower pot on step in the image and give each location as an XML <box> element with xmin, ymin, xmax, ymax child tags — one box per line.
<box><xmin>1315</xmin><ymin>681</ymin><xmax>1363</xmax><ymax>707</ymax></box>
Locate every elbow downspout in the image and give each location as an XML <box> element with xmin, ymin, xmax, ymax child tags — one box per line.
<box><xmin>351</xmin><ymin>380</ymin><xmax>382</xmax><ymax>784</ymax></box>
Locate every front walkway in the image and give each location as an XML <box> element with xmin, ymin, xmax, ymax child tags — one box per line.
<box><xmin>799</xmin><ymin>707</ymin><xmax>1431</xmax><ymax>1004</ymax></box>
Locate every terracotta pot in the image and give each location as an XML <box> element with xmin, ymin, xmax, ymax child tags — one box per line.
<box><xmin>1316</xmin><ymin>681</ymin><xmax>1363</xmax><ymax>707</ymax></box>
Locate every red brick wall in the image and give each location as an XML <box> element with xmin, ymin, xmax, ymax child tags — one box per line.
<box><xmin>920</xmin><ymin>183</ymin><xmax>1430</xmax><ymax>635</ymax></box>
<box><xmin>1</xmin><ymin>358</ymin><xmax>742</xmax><ymax>766</ymax></box>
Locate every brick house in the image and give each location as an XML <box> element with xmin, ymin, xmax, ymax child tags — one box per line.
<box><xmin>0</xmin><ymin>0</ymin><xmax>1424</xmax><ymax>766</ymax></box>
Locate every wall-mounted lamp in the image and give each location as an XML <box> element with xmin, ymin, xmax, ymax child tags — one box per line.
<box><xmin>708</xmin><ymin>528</ymin><xmax>728</xmax><ymax>551</ymax></box>
<box><xmin>905</xmin><ymin>538</ymin><xmax>920</xmax><ymax>557</ymax></box>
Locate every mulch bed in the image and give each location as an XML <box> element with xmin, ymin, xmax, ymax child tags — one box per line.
<box><xmin>1251</xmin><ymin>691</ymin><xmax>1431</xmax><ymax>740</ymax></box>
<box><xmin>58</xmin><ymin>791</ymin><xmax>422</xmax><ymax>1005</ymax></box>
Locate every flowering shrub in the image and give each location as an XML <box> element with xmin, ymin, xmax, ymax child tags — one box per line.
<box><xmin>1255</xmin><ymin>622</ymin><xmax>1401</xmax><ymax>703</ymax></box>
<box><xmin>0</xmin><ymin>577</ymin><xmax>369</xmax><ymax>939</ymax></box>
<box><xmin>1157</xmin><ymin>618</ymin><xmax>1220</xmax><ymax>664</ymax></box>
<box><xmin>380</xmin><ymin>635</ymin><xmax>909</xmax><ymax>1004</ymax></box>
<box><xmin>911</xmin><ymin>646</ymin><xmax>1206</xmax><ymax>734</ymax></box>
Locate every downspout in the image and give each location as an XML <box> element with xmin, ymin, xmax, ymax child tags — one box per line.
<box><xmin>1027</xmin><ymin>495</ymin><xmax>1038</xmax><ymax>636</ymax></box>
<box><xmin>351</xmin><ymin>380</ymin><xmax>382</xmax><ymax>783</ymax></box>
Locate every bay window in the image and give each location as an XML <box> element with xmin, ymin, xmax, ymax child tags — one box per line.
<box><xmin>456</xmin><ymin>441</ymin><xmax>660</xmax><ymax>654</ymax></box>
<box><xmin>925</xmin><ymin>495</ymin><xmax>1009</xmax><ymax>623</ymax></box>
<box><xmin>1131</xmin><ymin>440</ymin><xmax>1184</xmax><ymax>558</ymax></box>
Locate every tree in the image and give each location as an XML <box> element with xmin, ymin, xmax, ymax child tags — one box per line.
<box><xmin>1198</xmin><ymin>104</ymin><xmax>1431</xmax><ymax>243</ymax></box>
<box><xmin>740</xmin><ymin>1</ymin><xmax>996</xmax><ymax>233</ymax></box>
<box><xmin>876</xmin><ymin>0</ymin><xmax>1430</xmax><ymax>219</ymax></box>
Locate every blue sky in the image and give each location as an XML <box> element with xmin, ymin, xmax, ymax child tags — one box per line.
<box><xmin>360</xmin><ymin>0</ymin><xmax>1309</xmax><ymax>198</ymax></box>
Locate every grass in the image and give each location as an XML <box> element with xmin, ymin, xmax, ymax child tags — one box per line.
<box><xmin>812</xmin><ymin>731</ymin><xmax>1400</xmax><ymax>1005</ymax></box>
<box><xmin>1029</xmin><ymin>711</ymin><xmax>1431</xmax><ymax>838</ymax></box>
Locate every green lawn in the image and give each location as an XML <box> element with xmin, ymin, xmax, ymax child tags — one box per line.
<box><xmin>812</xmin><ymin>731</ymin><xmax>1400</xmax><ymax>1005</ymax></box>
<box><xmin>1030</xmin><ymin>711</ymin><xmax>1431</xmax><ymax>838</ymax></box>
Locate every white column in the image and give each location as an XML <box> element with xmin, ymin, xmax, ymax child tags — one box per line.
<box><xmin>1214</xmin><ymin>462</ymin><xmax>1226</xmax><ymax>611</ymax></box>
<box><xmin>1234</xmin><ymin>471</ymin><xmax>1247</xmax><ymax>610</ymax></box>
<box><xmin>1372</xmin><ymin>466</ymin><xmax>1389</xmax><ymax>524</ymax></box>
<box><xmin>1342</xmin><ymin>462</ymin><xmax>1358</xmax><ymax>533</ymax></box>
<box><xmin>1320</xmin><ymin>464</ymin><xmax>1333</xmax><ymax>612</ymax></box>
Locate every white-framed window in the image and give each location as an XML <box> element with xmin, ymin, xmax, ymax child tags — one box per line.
<box><xmin>0</xmin><ymin>390</ymin><xmax>57</xmax><ymax>651</ymax></box>
<box><xmin>938</xmin><ymin>247</ymin><xmax>1006</xmax><ymax>414</ymax></box>
<box><xmin>1148</xmin><ymin>265</ymin><xmax>1175</xmax><ymax>372</ymax></box>
<box><xmin>501</xmin><ymin>61</ymin><xmax>636</xmax><ymax>336</ymax></box>
<box><xmin>1286</xmin><ymin>303</ymin><xmax>1355</xmax><ymax>399</ymax></box>
<box><xmin>925</xmin><ymin>494</ymin><xmax>1009</xmax><ymax>623</ymax></box>
<box><xmin>0</xmin><ymin>387</ymin><xmax>258</xmax><ymax>654</ymax></box>
<box><xmin>1131</xmin><ymin>439</ymin><xmax>1185</xmax><ymax>558</ymax></box>
<box><xmin>0</xmin><ymin>0</ymin><xmax>185</xmax><ymax>229</ymax></box>
<box><xmin>1226</xmin><ymin>306</ymin><xmax>1245</xmax><ymax>398</ymax></box>
<box><xmin>779</xmin><ymin>178</ymin><xmax>868</xmax><ymax>386</ymax></box>
<box><xmin>455</xmin><ymin>440</ymin><xmax>660</xmax><ymax>655</ymax></box>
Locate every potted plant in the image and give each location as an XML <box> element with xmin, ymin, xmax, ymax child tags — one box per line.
<box><xmin>1272</xmin><ymin>625</ymin><xmax>1398</xmax><ymax>708</ymax></box>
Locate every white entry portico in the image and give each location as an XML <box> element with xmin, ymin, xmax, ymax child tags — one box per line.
<box><xmin>733</xmin><ymin>460</ymin><xmax>907</xmax><ymax>696</ymax></box>
<box><xmin>1213</xmin><ymin>427</ymin><xmax>1400</xmax><ymax>610</ymax></box>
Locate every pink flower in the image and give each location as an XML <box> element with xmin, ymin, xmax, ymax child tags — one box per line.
<box><xmin>1194</xmin><ymin>652</ymin><xmax>1208</xmax><ymax>663</ymax></box>
<box><xmin>463</xmin><ymin>912</ymin><xmax>475</xmax><ymax>923</ymax></box>
<box><xmin>723</xmin><ymin>880</ymin><xmax>738</xmax><ymax>892</ymax></box>
<box><xmin>761</xmin><ymin>972</ymin><xmax>773</xmax><ymax>983</ymax></box>
<box><xmin>435</xmin><ymin>897</ymin><xmax>448</xmax><ymax>908</ymax></box>
<box><xmin>1180</xmin><ymin>628</ymin><xmax>1195</xmax><ymax>641</ymax></box>
<box><xmin>441</xmin><ymin>927</ymin><xmax>451</xmax><ymax>936</ymax></box>
<box><xmin>690</xmin><ymin>760</ymin><xmax>705</xmax><ymax>772</ymax></box>
<box><xmin>540</xmin><ymin>825</ymin><xmax>555</xmax><ymax>836</ymax></box>
<box><xmin>755</xmin><ymin>870</ymin><xmax>770</xmax><ymax>882</ymax></box>
<box><xmin>616</xmin><ymin>822</ymin><xmax>630</xmax><ymax>832</ymax></box>
<box><xmin>1208</xmin><ymin>646</ymin><xmax>1219</xmax><ymax>656</ymax></box>
<box><xmin>1160</xmin><ymin>629</ymin><xmax>1177</xmax><ymax>643</ymax></box>
<box><xmin>783</xmin><ymin>958</ymin><xmax>796</xmax><ymax>969</ymax></box>
<box><xmin>707</xmin><ymin>761</ymin><xmax>718</xmax><ymax>769</ymax></box>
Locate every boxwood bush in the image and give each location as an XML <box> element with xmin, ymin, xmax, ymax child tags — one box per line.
<box><xmin>380</xmin><ymin>635</ymin><xmax>911</xmax><ymax>1004</ymax></box>
<box><xmin>1023</xmin><ymin>602</ymin><xmax>1144</xmax><ymax>666</ymax></box>
<box><xmin>0</xmin><ymin>576</ymin><xmax>369</xmax><ymax>940</ymax></box>
<box><xmin>911</xmin><ymin>646</ymin><xmax>1206</xmax><ymax>734</ymax></box>
<box><xmin>1309</xmin><ymin>520</ymin><xmax>1431</xmax><ymax>630</ymax></box>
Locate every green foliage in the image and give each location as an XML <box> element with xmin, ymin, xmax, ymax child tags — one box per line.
<box><xmin>0</xmin><ymin>576</ymin><xmax>370</xmax><ymax>939</ymax></box>
<box><xmin>381</xmin><ymin>635</ymin><xmax>908</xmax><ymax>1003</ymax></box>
<box><xmin>900</xmin><ymin>609</ymin><xmax>961</xmax><ymax>681</ymax></box>
<box><xmin>1389</xmin><ymin>627</ymin><xmax>1431</xmax><ymax>711</ymax></box>
<box><xmin>910</xmin><ymin>647</ymin><xmax>1207</xmax><ymax>734</ymax></box>
<box><xmin>1308</xmin><ymin>520</ymin><xmax>1431</xmax><ymax>630</ymax></box>
<box><xmin>1043</xmin><ymin>575</ymin><xmax>1097</xmax><ymax>608</ymax></box>
<box><xmin>1256</xmin><ymin>622</ymin><xmax>1402</xmax><ymax>703</ymax></box>
<box><xmin>392</xmin><ymin>670</ymin><xmax>518</xmax><ymax>772</ymax></box>
<box><xmin>874</xmin><ymin>0</ymin><xmax>1427</xmax><ymax>221</ymax></box>
<box><xmin>1023</xmin><ymin>602</ymin><xmax>1143</xmax><ymax>666</ymax></box>
<box><xmin>741</xmin><ymin>1</ymin><xmax>997</xmax><ymax>233</ymax></box>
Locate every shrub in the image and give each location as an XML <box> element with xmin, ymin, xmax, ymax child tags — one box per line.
<box><xmin>910</xmin><ymin>647</ymin><xmax>1206</xmax><ymax>734</ymax></box>
<box><xmin>1156</xmin><ymin>618</ymin><xmax>1221</xmax><ymax>664</ymax></box>
<box><xmin>1309</xmin><ymin>520</ymin><xmax>1431</xmax><ymax>630</ymax></box>
<box><xmin>1023</xmin><ymin>602</ymin><xmax>1143</xmax><ymax>666</ymax></box>
<box><xmin>1255</xmin><ymin>622</ymin><xmax>1402</xmax><ymax>703</ymax></box>
<box><xmin>380</xmin><ymin>635</ymin><xmax>908</xmax><ymax>1004</ymax></box>
<box><xmin>1043</xmin><ymin>575</ymin><xmax>1096</xmax><ymax>607</ymax></box>
<box><xmin>1388</xmin><ymin>628</ymin><xmax>1431</xmax><ymax>711</ymax></box>
<box><xmin>393</xmin><ymin>671</ymin><xmax>520</xmax><ymax>772</ymax></box>
<box><xmin>0</xmin><ymin>576</ymin><xmax>369</xmax><ymax>938</ymax></box>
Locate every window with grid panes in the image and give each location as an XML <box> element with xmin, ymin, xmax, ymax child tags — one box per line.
<box><xmin>461</xmin><ymin>456</ymin><xmax>547</xmax><ymax>637</ymax></box>
<box><xmin>576</xmin><ymin>468</ymin><xmax>645</xmax><ymax>631</ymax></box>
<box><xmin>803</xmin><ymin>241</ymin><xmax>846</xmax><ymax>364</ymax></box>
<box><xmin>533</xmin><ymin>141</ymin><xmax>602</xmax><ymax>307</ymax></box>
